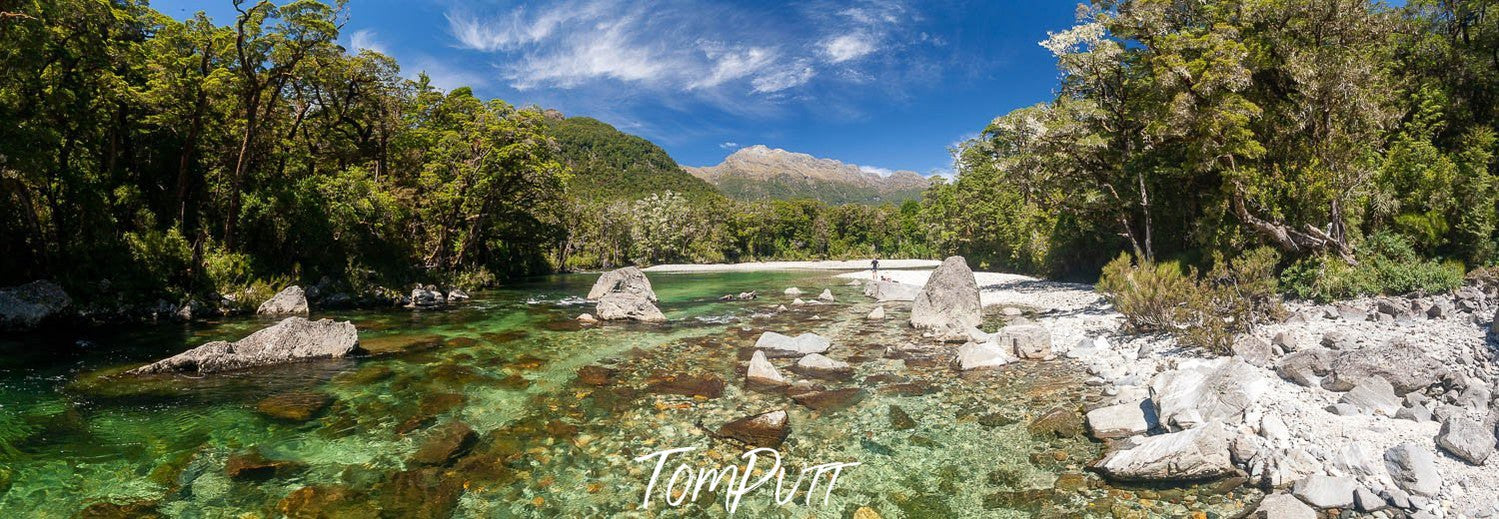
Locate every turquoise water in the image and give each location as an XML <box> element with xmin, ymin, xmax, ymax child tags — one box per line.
<box><xmin>0</xmin><ymin>271</ymin><xmax>1258</xmax><ymax>518</ymax></box>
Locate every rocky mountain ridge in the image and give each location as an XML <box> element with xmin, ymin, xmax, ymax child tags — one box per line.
<box><xmin>684</xmin><ymin>145</ymin><xmax>930</xmax><ymax>204</ymax></box>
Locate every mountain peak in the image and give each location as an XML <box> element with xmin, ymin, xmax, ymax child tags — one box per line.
<box><xmin>686</xmin><ymin>145</ymin><xmax>929</xmax><ymax>204</ymax></box>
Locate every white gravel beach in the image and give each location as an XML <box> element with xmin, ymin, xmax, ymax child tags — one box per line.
<box><xmin>644</xmin><ymin>259</ymin><xmax>941</xmax><ymax>273</ymax></box>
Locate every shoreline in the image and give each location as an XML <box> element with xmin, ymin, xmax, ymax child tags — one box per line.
<box><xmin>643</xmin><ymin>259</ymin><xmax>942</xmax><ymax>273</ymax></box>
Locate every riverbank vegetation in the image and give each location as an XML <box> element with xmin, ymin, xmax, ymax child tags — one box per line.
<box><xmin>4</xmin><ymin>0</ymin><xmax>1498</xmax><ymax>313</ymax></box>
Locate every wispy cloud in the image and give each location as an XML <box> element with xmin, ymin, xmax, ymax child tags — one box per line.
<box><xmin>858</xmin><ymin>165</ymin><xmax>894</xmax><ymax>177</ymax></box>
<box><xmin>444</xmin><ymin>0</ymin><xmax>922</xmax><ymax>104</ymax></box>
<box><xmin>719</xmin><ymin>141</ymin><xmax>740</xmax><ymax>150</ymax></box>
<box><xmin>349</xmin><ymin>29</ymin><xmax>386</xmax><ymax>55</ymax></box>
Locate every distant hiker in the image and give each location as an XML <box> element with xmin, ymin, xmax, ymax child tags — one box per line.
<box><xmin>871</xmin><ymin>258</ymin><xmax>879</xmax><ymax>280</ymax></box>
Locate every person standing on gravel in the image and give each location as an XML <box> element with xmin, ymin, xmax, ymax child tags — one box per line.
<box><xmin>871</xmin><ymin>258</ymin><xmax>879</xmax><ymax>281</ymax></box>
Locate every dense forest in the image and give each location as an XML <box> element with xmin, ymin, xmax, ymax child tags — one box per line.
<box><xmin>3</xmin><ymin>0</ymin><xmax>1499</xmax><ymax>316</ymax></box>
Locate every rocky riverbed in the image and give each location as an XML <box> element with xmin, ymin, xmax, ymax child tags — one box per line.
<box><xmin>844</xmin><ymin>263</ymin><xmax>1499</xmax><ymax>518</ymax></box>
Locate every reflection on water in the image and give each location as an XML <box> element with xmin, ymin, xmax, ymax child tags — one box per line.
<box><xmin>0</xmin><ymin>271</ymin><xmax>1259</xmax><ymax>518</ymax></box>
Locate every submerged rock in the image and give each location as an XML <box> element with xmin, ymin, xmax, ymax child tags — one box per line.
<box><xmin>716</xmin><ymin>409</ymin><xmax>790</xmax><ymax>448</ymax></box>
<box><xmin>410</xmin><ymin>422</ymin><xmax>477</xmax><ymax>466</ymax></box>
<box><xmin>1091</xmin><ymin>421</ymin><xmax>1235</xmax><ymax>482</ymax></box>
<box><xmin>255</xmin><ymin>391</ymin><xmax>332</xmax><ymax>422</ymax></box>
<box><xmin>587</xmin><ymin>266</ymin><xmax>657</xmax><ymax>301</ymax></box>
<box><xmin>0</xmin><ymin>280</ymin><xmax>71</xmax><ymax>331</ymax></box>
<box><xmin>225</xmin><ymin>451</ymin><xmax>306</xmax><ymax>481</ymax></box>
<box><xmin>790</xmin><ymin>387</ymin><xmax>865</xmax><ymax>411</ymax></box>
<box><xmin>594</xmin><ymin>293</ymin><xmax>666</xmax><ymax>322</ymax></box>
<box><xmin>127</xmin><ymin>317</ymin><xmax>360</xmax><ymax>375</ymax></box>
<box><xmin>645</xmin><ymin>372</ymin><xmax>725</xmax><ymax>398</ymax></box>
<box><xmin>792</xmin><ymin>353</ymin><xmax>853</xmax><ymax>380</ymax></box>
<box><xmin>754</xmin><ymin>331</ymin><xmax>831</xmax><ymax>357</ymax></box>
<box><xmin>746</xmin><ymin>350</ymin><xmax>788</xmax><ymax>388</ymax></box>
<box><xmin>867</xmin><ymin>306</ymin><xmax>886</xmax><ymax>320</ymax></box>
<box><xmin>910</xmin><ymin>256</ymin><xmax>982</xmax><ymax>333</ymax></box>
<box><xmin>257</xmin><ymin>285</ymin><xmax>309</xmax><ymax>316</ymax></box>
<box><xmin>995</xmin><ymin>325</ymin><xmax>1051</xmax><ymax>359</ymax></box>
<box><xmin>1027</xmin><ymin>407</ymin><xmax>1084</xmax><ymax>439</ymax></box>
<box><xmin>955</xmin><ymin>341</ymin><xmax>1012</xmax><ymax>371</ymax></box>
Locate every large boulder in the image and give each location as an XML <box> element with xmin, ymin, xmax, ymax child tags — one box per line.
<box><xmin>128</xmin><ymin>317</ymin><xmax>360</xmax><ymax>375</ymax></box>
<box><xmin>754</xmin><ymin>331</ymin><xmax>831</xmax><ymax>357</ymax></box>
<box><xmin>1290</xmin><ymin>475</ymin><xmax>1356</xmax><ymax>509</ymax></box>
<box><xmin>0</xmin><ymin>280</ymin><xmax>71</xmax><ymax>330</ymax></box>
<box><xmin>909</xmin><ymin>256</ymin><xmax>982</xmax><ymax>332</ymax></box>
<box><xmin>1435</xmin><ymin>416</ymin><xmax>1494</xmax><ymax>465</ymax></box>
<box><xmin>792</xmin><ymin>354</ymin><xmax>853</xmax><ymax>380</ymax></box>
<box><xmin>407</xmin><ymin>285</ymin><xmax>446</xmax><ymax>309</ymax></box>
<box><xmin>1322</xmin><ymin>340</ymin><xmax>1446</xmax><ymax>394</ymax></box>
<box><xmin>1252</xmin><ymin>492</ymin><xmax>1316</xmax><ymax>519</ymax></box>
<box><xmin>1338</xmin><ymin>377</ymin><xmax>1402</xmax><ymax>416</ymax></box>
<box><xmin>954</xmin><ymin>341</ymin><xmax>1012</xmax><ymax>371</ymax></box>
<box><xmin>1091</xmin><ymin>421</ymin><xmax>1236</xmax><ymax>482</ymax></box>
<box><xmin>1383</xmin><ymin>443</ymin><xmax>1441</xmax><ymax>497</ymax></box>
<box><xmin>1150</xmin><ymin>358</ymin><xmax>1270</xmax><ymax>430</ymax></box>
<box><xmin>863</xmin><ymin>280</ymin><xmax>922</xmax><ymax>302</ymax></box>
<box><xmin>258</xmin><ymin>286</ymin><xmax>310</xmax><ymax>316</ymax></box>
<box><xmin>587</xmin><ymin>267</ymin><xmax>657</xmax><ymax>302</ymax></box>
<box><xmin>1274</xmin><ymin>347</ymin><xmax>1335</xmax><ymax>387</ymax></box>
<box><xmin>594</xmin><ymin>293</ymin><xmax>666</xmax><ymax>322</ymax></box>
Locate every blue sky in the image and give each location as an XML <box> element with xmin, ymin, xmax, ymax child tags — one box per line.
<box><xmin>151</xmin><ymin>0</ymin><xmax>1076</xmax><ymax>176</ymax></box>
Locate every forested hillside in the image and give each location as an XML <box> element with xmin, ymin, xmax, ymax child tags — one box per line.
<box><xmin>545</xmin><ymin>116</ymin><xmax>719</xmax><ymax>201</ymax></box>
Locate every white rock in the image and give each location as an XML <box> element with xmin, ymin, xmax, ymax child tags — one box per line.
<box><xmin>1384</xmin><ymin>443</ymin><xmax>1442</xmax><ymax>497</ymax></box>
<box><xmin>910</xmin><ymin>256</ymin><xmax>982</xmax><ymax>332</ymax></box>
<box><xmin>817</xmin><ymin>289</ymin><xmax>835</xmax><ymax>302</ymax></box>
<box><xmin>595</xmin><ymin>292</ymin><xmax>666</xmax><ymax>322</ymax></box>
<box><xmin>746</xmin><ymin>350</ymin><xmax>787</xmax><ymax>387</ymax></box>
<box><xmin>587</xmin><ymin>267</ymin><xmax>657</xmax><ymax>301</ymax></box>
<box><xmin>1150</xmin><ymin>358</ymin><xmax>1269</xmax><ymax>430</ymax></box>
<box><xmin>792</xmin><ymin>353</ymin><xmax>852</xmax><ymax>379</ymax></box>
<box><xmin>257</xmin><ymin>286</ymin><xmax>309</xmax><ymax>315</ymax></box>
<box><xmin>1091</xmin><ymin>421</ymin><xmax>1236</xmax><ymax>482</ymax></box>
<box><xmin>1292</xmin><ymin>475</ymin><xmax>1357</xmax><ymax>509</ymax></box>
<box><xmin>995</xmin><ymin>324</ymin><xmax>1052</xmax><ymax>360</ymax></box>
<box><xmin>863</xmin><ymin>280</ymin><xmax>921</xmax><ymax>302</ymax></box>
<box><xmin>792</xmin><ymin>298</ymin><xmax>806</xmax><ymax>306</ymax></box>
<box><xmin>1260</xmin><ymin>414</ymin><xmax>1291</xmax><ymax>443</ymax></box>
<box><xmin>1339</xmin><ymin>377</ymin><xmax>1402</xmax><ymax>416</ymax></box>
<box><xmin>955</xmin><ymin>341</ymin><xmax>1012</xmax><ymax>371</ymax></box>
<box><xmin>1254</xmin><ymin>492</ymin><xmax>1316</xmax><ymax>519</ymax></box>
<box><xmin>866</xmin><ymin>306</ymin><xmax>886</xmax><ymax>320</ymax></box>
<box><xmin>754</xmin><ymin>331</ymin><xmax>831</xmax><ymax>357</ymax></box>
<box><xmin>1086</xmin><ymin>399</ymin><xmax>1158</xmax><ymax>439</ymax></box>
<box><xmin>783</xmin><ymin>287</ymin><xmax>803</xmax><ymax>296</ymax></box>
<box><xmin>576</xmin><ymin>313</ymin><xmax>597</xmax><ymax>323</ymax></box>
<box><xmin>1436</xmin><ymin>416</ymin><xmax>1495</xmax><ymax>465</ymax></box>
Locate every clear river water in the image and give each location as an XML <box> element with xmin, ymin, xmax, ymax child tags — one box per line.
<box><xmin>0</xmin><ymin>270</ymin><xmax>1258</xmax><ymax>518</ymax></box>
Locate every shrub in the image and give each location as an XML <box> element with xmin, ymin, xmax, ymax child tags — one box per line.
<box><xmin>1097</xmin><ymin>247</ymin><xmax>1283</xmax><ymax>354</ymax></box>
<box><xmin>1280</xmin><ymin>233</ymin><xmax>1464</xmax><ymax>302</ymax></box>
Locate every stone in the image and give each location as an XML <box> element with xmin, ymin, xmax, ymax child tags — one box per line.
<box><xmin>863</xmin><ymin>280</ymin><xmax>921</xmax><ymax>302</ymax></box>
<box><xmin>746</xmin><ymin>350</ymin><xmax>788</xmax><ymax>388</ymax></box>
<box><xmin>1150</xmin><ymin>358</ymin><xmax>1269</xmax><ymax>430</ymax></box>
<box><xmin>1091</xmin><ymin>421</ymin><xmax>1236</xmax><ymax>482</ymax></box>
<box><xmin>445</xmin><ymin>288</ymin><xmax>470</xmax><ymax>302</ymax></box>
<box><xmin>995</xmin><ymin>324</ymin><xmax>1051</xmax><ymax>359</ymax></box>
<box><xmin>225</xmin><ymin>451</ymin><xmax>305</xmax><ymax>481</ymax></box>
<box><xmin>1272</xmin><ymin>331</ymin><xmax>1301</xmax><ymax>352</ymax></box>
<box><xmin>1384</xmin><ymin>443</ymin><xmax>1441</xmax><ymax>497</ymax></box>
<box><xmin>255</xmin><ymin>392</ymin><xmax>332</xmax><ymax>422</ymax></box>
<box><xmin>1325</xmin><ymin>403</ymin><xmax>1361</xmax><ymax>416</ymax></box>
<box><xmin>576</xmin><ymin>313</ymin><xmax>598</xmax><ymax>323</ymax></box>
<box><xmin>1275</xmin><ymin>348</ymin><xmax>1334</xmax><ymax>387</ymax></box>
<box><xmin>407</xmin><ymin>285</ymin><xmax>446</xmax><ymax>309</ymax></box>
<box><xmin>784</xmin><ymin>287</ymin><xmax>803</xmax><ymax>296</ymax></box>
<box><xmin>1291</xmin><ymin>475</ymin><xmax>1356</xmax><ymax>509</ymax></box>
<box><xmin>954</xmin><ymin>341</ymin><xmax>1012</xmax><ymax>371</ymax></box>
<box><xmin>889</xmin><ymin>405</ymin><xmax>916</xmax><ymax>430</ymax></box>
<box><xmin>792</xmin><ymin>353</ymin><xmax>853</xmax><ymax>380</ymax></box>
<box><xmin>587</xmin><ymin>267</ymin><xmax>657</xmax><ymax>301</ymax></box>
<box><xmin>754</xmin><ymin>331</ymin><xmax>831</xmax><ymax>357</ymax></box>
<box><xmin>1336</xmin><ymin>303</ymin><xmax>1366</xmax><ymax>321</ymax></box>
<box><xmin>594</xmin><ymin>292</ymin><xmax>666</xmax><ymax>322</ymax></box>
<box><xmin>1253</xmin><ymin>492</ymin><xmax>1316</xmax><ymax>519</ymax></box>
<box><xmin>1086</xmin><ymin>399</ymin><xmax>1158</xmax><ymax>439</ymax></box>
<box><xmin>1232</xmin><ymin>335</ymin><xmax>1275</xmax><ymax>367</ymax></box>
<box><xmin>790</xmin><ymin>387</ymin><xmax>865</xmax><ymax>411</ymax></box>
<box><xmin>1027</xmin><ymin>407</ymin><xmax>1084</xmax><ymax>439</ymax></box>
<box><xmin>1260</xmin><ymin>414</ymin><xmax>1291</xmax><ymax>443</ymax></box>
<box><xmin>909</xmin><ymin>256</ymin><xmax>982</xmax><ymax>333</ymax></box>
<box><xmin>257</xmin><ymin>285</ymin><xmax>309</xmax><ymax>315</ymax></box>
<box><xmin>1329</xmin><ymin>441</ymin><xmax>1387</xmax><ymax>483</ymax></box>
<box><xmin>1396</xmin><ymin>404</ymin><xmax>1432</xmax><ymax>422</ymax></box>
<box><xmin>575</xmin><ymin>365</ymin><xmax>616</xmax><ymax>386</ymax></box>
<box><xmin>1320</xmin><ymin>331</ymin><xmax>1353</xmax><ymax>350</ymax></box>
<box><xmin>1339</xmin><ymin>377</ymin><xmax>1402</xmax><ymax>416</ymax></box>
<box><xmin>1353</xmin><ymin>486</ymin><xmax>1386</xmax><ymax>512</ymax></box>
<box><xmin>817</xmin><ymin>289</ymin><xmax>835</xmax><ymax>302</ymax></box>
<box><xmin>410</xmin><ymin>422</ymin><xmax>477</xmax><ymax>466</ymax></box>
<box><xmin>717</xmin><ymin>409</ymin><xmax>790</xmax><ymax>448</ymax></box>
<box><xmin>866</xmin><ymin>306</ymin><xmax>886</xmax><ymax>320</ymax></box>
<box><xmin>128</xmin><ymin>317</ymin><xmax>360</xmax><ymax>375</ymax></box>
<box><xmin>645</xmin><ymin>373</ymin><xmax>725</xmax><ymax>398</ymax></box>
<box><xmin>1435</xmin><ymin>416</ymin><xmax>1494</xmax><ymax>465</ymax></box>
<box><xmin>1454</xmin><ymin>384</ymin><xmax>1492</xmax><ymax>411</ymax></box>
<box><xmin>1323</xmin><ymin>340</ymin><xmax>1446</xmax><ymax>394</ymax></box>
<box><xmin>792</xmin><ymin>298</ymin><xmax>806</xmax><ymax>305</ymax></box>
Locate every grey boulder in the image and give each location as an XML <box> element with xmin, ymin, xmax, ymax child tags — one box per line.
<box><xmin>1383</xmin><ymin>443</ymin><xmax>1442</xmax><ymax>497</ymax></box>
<box><xmin>754</xmin><ymin>332</ymin><xmax>831</xmax><ymax>357</ymax></box>
<box><xmin>257</xmin><ymin>285</ymin><xmax>309</xmax><ymax>315</ymax></box>
<box><xmin>594</xmin><ymin>292</ymin><xmax>666</xmax><ymax>322</ymax></box>
<box><xmin>0</xmin><ymin>280</ymin><xmax>71</xmax><ymax>330</ymax></box>
<box><xmin>1252</xmin><ymin>492</ymin><xmax>1316</xmax><ymax>519</ymax></box>
<box><xmin>1086</xmin><ymin>399</ymin><xmax>1158</xmax><ymax>439</ymax></box>
<box><xmin>587</xmin><ymin>267</ymin><xmax>657</xmax><ymax>302</ymax></box>
<box><xmin>1275</xmin><ymin>348</ymin><xmax>1335</xmax><ymax>387</ymax></box>
<box><xmin>128</xmin><ymin>317</ymin><xmax>359</xmax><ymax>375</ymax></box>
<box><xmin>863</xmin><ymin>280</ymin><xmax>921</xmax><ymax>302</ymax></box>
<box><xmin>1090</xmin><ymin>421</ymin><xmax>1236</xmax><ymax>482</ymax></box>
<box><xmin>1150</xmin><ymin>358</ymin><xmax>1270</xmax><ymax>430</ymax></box>
<box><xmin>1338</xmin><ymin>377</ymin><xmax>1402</xmax><ymax>416</ymax></box>
<box><xmin>1290</xmin><ymin>475</ymin><xmax>1356</xmax><ymax>509</ymax></box>
<box><xmin>909</xmin><ymin>256</ymin><xmax>982</xmax><ymax>333</ymax></box>
<box><xmin>1435</xmin><ymin>416</ymin><xmax>1494</xmax><ymax>465</ymax></box>
<box><xmin>1322</xmin><ymin>340</ymin><xmax>1446</xmax><ymax>394</ymax></box>
<box><xmin>995</xmin><ymin>324</ymin><xmax>1052</xmax><ymax>359</ymax></box>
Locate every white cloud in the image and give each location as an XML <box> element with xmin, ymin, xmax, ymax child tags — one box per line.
<box><xmin>751</xmin><ymin>60</ymin><xmax>816</xmax><ymax>93</ymax></box>
<box><xmin>720</xmin><ymin>141</ymin><xmax>739</xmax><ymax>149</ymax></box>
<box><xmin>822</xmin><ymin>33</ymin><xmax>877</xmax><ymax>63</ymax></box>
<box><xmin>349</xmin><ymin>29</ymin><xmax>386</xmax><ymax>55</ymax></box>
<box><xmin>859</xmin><ymin>165</ymin><xmax>894</xmax><ymax>177</ymax></box>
